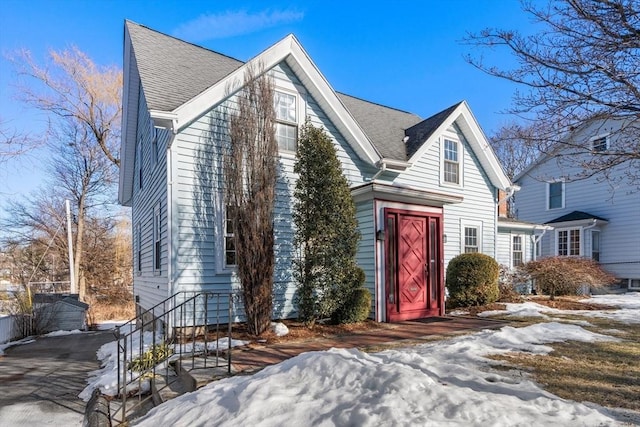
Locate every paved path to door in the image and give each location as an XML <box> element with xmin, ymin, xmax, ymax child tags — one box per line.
<box><xmin>0</xmin><ymin>330</ymin><xmax>114</xmax><ymax>427</ymax></box>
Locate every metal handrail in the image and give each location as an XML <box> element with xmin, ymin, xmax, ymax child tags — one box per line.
<box><xmin>114</xmin><ymin>292</ymin><xmax>234</xmax><ymax>425</ymax></box>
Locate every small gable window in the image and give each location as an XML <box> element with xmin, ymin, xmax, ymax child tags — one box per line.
<box><xmin>591</xmin><ymin>135</ymin><xmax>609</xmax><ymax>152</ymax></box>
<box><xmin>443</xmin><ymin>139</ymin><xmax>460</xmax><ymax>185</ymax></box>
<box><xmin>275</xmin><ymin>91</ymin><xmax>297</xmax><ymax>152</ymax></box>
<box><xmin>547</xmin><ymin>181</ymin><xmax>564</xmax><ymax>210</ymax></box>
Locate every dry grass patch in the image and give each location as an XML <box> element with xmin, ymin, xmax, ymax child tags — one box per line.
<box><xmin>87</xmin><ymin>300</ymin><xmax>135</xmax><ymax>323</ymax></box>
<box><xmin>489</xmin><ymin>319</ymin><xmax>640</xmax><ymax>411</ymax></box>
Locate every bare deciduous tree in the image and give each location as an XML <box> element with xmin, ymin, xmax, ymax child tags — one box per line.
<box><xmin>2</xmin><ymin>119</ymin><xmax>117</xmax><ymax>301</ymax></box>
<box><xmin>224</xmin><ymin>65</ymin><xmax>278</xmax><ymax>336</ymax></box>
<box><xmin>8</xmin><ymin>47</ymin><xmax>122</xmax><ymax>168</ymax></box>
<box><xmin>466</xmin><ymin>0</ymin><xmax>640</xmax><ymax>187</ymax></box>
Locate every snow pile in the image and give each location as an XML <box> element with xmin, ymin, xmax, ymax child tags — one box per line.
<box><xmin>44</xmin><ymin>329</ymin><xmax>84</xmax><ymax>337</ymax></box>
<box><xmin>478</xmin><ymin>293</ymin><xmax>640</xmax><ymax>324</ymax></box>
<box><xmin>0</xmin><ymin>336</ymin><xmax>35</xmax><ymax>356</ymax></box>
<box><xmin>135</xmin><ymin>322</ymin><xmax>619</xmax><ymax>427</ymax></box>
<box><xmin>271</xmin><ymin>321</ymin><xmax>289</xmax><ymax>337</ymax></box>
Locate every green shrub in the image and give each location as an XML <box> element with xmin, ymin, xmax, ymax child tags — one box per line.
<box><xmin>523</xmin><ymin>257</ymin><xmax>616</xmax><ymax>300</ymax></box>
<box><xmin>331</xmin><ymin>287</ymin><xmax>372</xmax><ymax>324</ymax></box>
<box><xmin>446</xmin><ymin>253</ymin><xmax>499</xmax><ymax>307</ymax></box>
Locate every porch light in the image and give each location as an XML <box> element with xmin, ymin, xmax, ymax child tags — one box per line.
<box><xmin>443</xmin><ymin>234</ymin><xmax>447</xmax><ymax>243</ymax></box>
<box><xmin>376</xmin><ymin>229</ymin><xmax>385</xmax><ymax>241</ymax></box>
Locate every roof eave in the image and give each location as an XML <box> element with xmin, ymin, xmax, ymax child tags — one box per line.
<box><xmin>118</xmin><ymin>22</ymin><xmax>137</xmax><ymax>207</ymax></box>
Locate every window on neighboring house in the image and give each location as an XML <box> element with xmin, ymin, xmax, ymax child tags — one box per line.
<box><xmin>535</xmin><ymin>238</ymin><xmax>542</xmax><ymax>259</ymax></box>
<box><xmin>591</xmin><ymin>135</ymin><xmax>609</xmax><ymax>152</ymax></box>
<box><xmin>136</xmin><ymin>222</ymin><xmax>142</xmax><ymax>273</ymax></box>
<box><xmin>224</xmin><ymin>206</ymin><xmax>236</xmax><ymax>267</ymax></box>
<box><xmin>512</xmin><ymin>235</ymin><xmax>523</xmax><ymax>267</ymax></box>
<box><xmin>547</xmin><ymin>181</ymin><xmax>564</xmax><ymax>209</ymax></box>
<box><xmin>557</xmin><ymin>228</ymin><xmax>580</xmax><ymax>256</ymax></box>
<box><xmin>274</xmin><ymin>91</ymin><xmax>297</xmax><ymax>152</ymax></box>
<box><xmin>137</xmin><ymin>139</ymin><xmax>143</xmax><ymax>189</ymax></box>
<box><xmin>443</xmin><ymin>139</ymin><xmax>460</xmax><ymax>184</ymax></box>
<box><xmin>464</xmin><ymin>226</ymin><xmax>479</xmax><ymax>253</ymax></box>
<box><xmin>591</xmin><ymin>230</ymin><xmax>600</xmax><ymax>261</ymax></box>
<box><xmin>153</xmin><ymin>202</ymin><xmax>161</xmax><ymax>272</ymax></box>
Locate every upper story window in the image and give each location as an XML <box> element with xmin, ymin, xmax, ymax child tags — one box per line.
<box><xmin>151</xmin><ymin>127</ymin><xmax>158</xmax><ymax>166</ymax></box>
<box><xmin>591</xmin><ymin>135</ymin><xmax>609</xmax><ymax>152</ymax></box>
<box><xmin>137</xmin><ymin>139</ymin><xmax>143</xmax><ymax>189</ymax></box>
<box><xmin>136</xmin><ymin>222</ymin><xmax>142</xmax><ymax>273</ymax></box>
<box><xmin>275</xmin><ymin>91</ymin><xmax>297</xmax><ymax>152</ymax></box>
<box><xmin>547</xmin><ymin>181</ymin><xmax>564</xmax><ymax>210</ymax></box>
<box><xmin>557</xmin><ymin>228</ymin><xmax>580</xmax><ymax>256</ymax></box>
<box><xmin>443</xmin><ymin>138</ymin><xmax>460</xmax><ymax>185</ymax></box>
<box><xmin>512</xmin><ymin>235</ymin><xmax>523</xmax><ymax>267</ymax></box>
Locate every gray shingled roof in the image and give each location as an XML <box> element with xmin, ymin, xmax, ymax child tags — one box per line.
<box><xmin>127</xmin><ymin>21</ymin><xmax>465</xmax><ymax>163</ymax></box>
<box><xmin>404</xmin><ymin>102</ymin><xmax>462</xmax><ymax>158</ymax></box>
<box><xmin>126</xmin><ymin>21</ymin><xmax>243</xmax><ymax>112</ymax></box>
<box><xmin>336</xmin><ymin>93</ymin><xmax>422</xmax><ymax>160</ymax></box>
<box><xmin>546</xmin><ymin>211</ymin><xmax>608</xmax><ymax>224</ymax></box>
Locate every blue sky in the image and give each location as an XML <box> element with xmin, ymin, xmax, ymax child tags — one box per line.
<box><xmin>0</xmin><ymin>0</ymin><xmax>536</xmax><ymax>198</ymax></box>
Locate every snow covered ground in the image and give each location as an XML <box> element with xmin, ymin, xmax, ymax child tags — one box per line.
<box><xmin>129</xmin><ymin>293</ymin><xmax>639</xmax><ymax>427</ymax></box>
<box><xmin>1</xmin><ymin>295</ymin><xmax>637</xmax><ymax>425</ymax></box>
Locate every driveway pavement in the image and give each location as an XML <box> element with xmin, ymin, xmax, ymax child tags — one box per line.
<box><xmin>0</xmin><ymin>330</ymin><xmax>114</xmax><ymax>426</ymax></box>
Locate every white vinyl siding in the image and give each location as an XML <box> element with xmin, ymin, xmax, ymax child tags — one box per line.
<box><xmin>131</xmin><ymin>89</ymin><xmax>169</xmax><ymax>310</ymax></box>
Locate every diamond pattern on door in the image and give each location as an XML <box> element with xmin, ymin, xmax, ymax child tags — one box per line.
<box><xmin>398</xmin><ymin>216</ymin><xmax>427</xmax><ymax>311</ymax></box>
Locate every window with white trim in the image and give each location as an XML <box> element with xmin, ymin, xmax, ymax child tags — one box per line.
<box><xmin>136</xmin><ymin>222</ymin><xmax>142</xmax><ymax>273</ymax></box>
<box><xmin>547</xmin><ymin>181</ymin><xmax>564</xmax><ymax>210</ymax></box>
<box><xmin>591</xmin><ymin>135</ymin><xmax>609</xmax><ymax>152</ymax></box>
<box><xmin>591</xmin><ymin>230</ymin><xmax>600</xmax><ymax>261</ymax></box>
<box><xmin>224</xmin><ymin>206</ymin><xmax>236</xmax><ymax>267</ymax></box>
<box><xmin>153</xmin><ymin>202</ymin><xmax>161</xmax><ymax>272</ymax></box>
<box><xmin>512</xmin><ymin>235</ymin><xmax>523</xmax><ymax>267</ymax></box>
<box><xmin>274</xmin><ymin>91</ymin><xmax>297</xmax><ymax>152</ymax></box>
<box><xmin>443</xmin><ymin>139</ymin><xmax>460</xmax><ymax>184</ymax></box>
<box><xmin>464</xmin><ymin>227</ymin><xmax>479</xmax><ymax>253</ymax></box>
<box><xmin>557</xmin><ymin>228</ymin><xmax>580</xmax><ymax>256</ymax></box>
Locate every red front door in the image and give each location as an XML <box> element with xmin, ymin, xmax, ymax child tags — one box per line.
<box><xmin>385</xmin><ymin>209</ymin><xmax>443</xmax><ymax>322</ymax></box>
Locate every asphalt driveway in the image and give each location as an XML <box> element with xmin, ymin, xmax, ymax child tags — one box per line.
<box><xmin>0</xmin><ymin>330</ymin><xmax>114</xmax><ymax>426</ymax></box>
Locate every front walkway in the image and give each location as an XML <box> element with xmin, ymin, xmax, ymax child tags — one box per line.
<box><xmin>0</xmin><ymin>331</ymin><xmax>113</xmax><ymax>427</ymax></box>
<box><xmin>231</xmin><ymin>316</ymin><xmax>507</xmax><ymax>373</ymax></box>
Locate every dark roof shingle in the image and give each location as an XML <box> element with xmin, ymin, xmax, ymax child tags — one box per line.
<box><xmin>546</xmin><ymin>211</ymin><xmax>608</xmax><ymax>224</ymax></box>
<box><xmin>126</xmin><ymin>21</ymin><xmax>243</xmax><ymax>112</ymax></box>
<box><xmin>404</xmin><ymin>102</ymin><xmax>462</xmax><ymax>158</ymax></box>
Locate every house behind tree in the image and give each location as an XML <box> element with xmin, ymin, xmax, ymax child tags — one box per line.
<box><xmin>514</xmin><ymin>118</ymin><xmax>640</xmax><ymax>291</ymax></box>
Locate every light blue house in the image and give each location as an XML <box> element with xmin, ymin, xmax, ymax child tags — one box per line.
<box><xmin>118</xmin><ymin>21</ymin><xmax>514</xmax><ymax>323</ymax></box>
<box><xmin>514</xmin><ymin>118</ymin><xmax>640</xmax><ymax>291</ymax></box>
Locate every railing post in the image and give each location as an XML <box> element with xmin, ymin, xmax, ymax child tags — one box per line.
<box><xmin>121</xmin><ymin>336</ymin><xmax>128</xmax><ymax>424</ymax></box>
<box><xmin>228</xmin><ymin>293</ymin><xmax>232</xmax><ymax>375</ymax></box>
